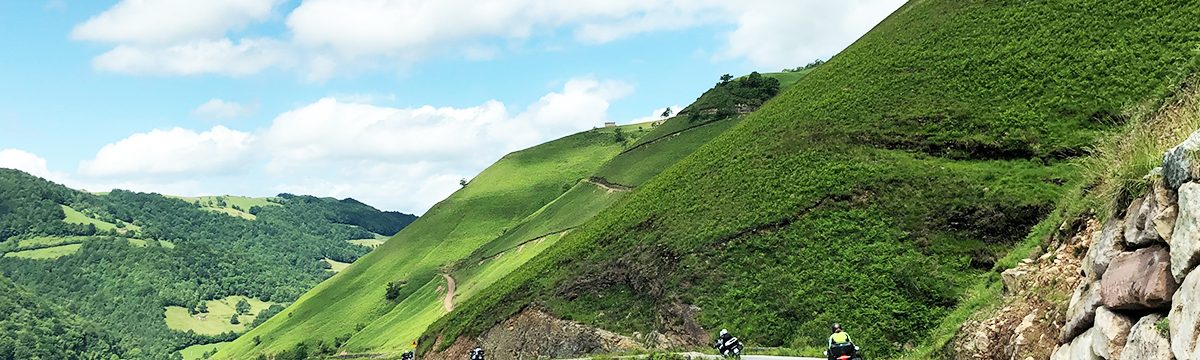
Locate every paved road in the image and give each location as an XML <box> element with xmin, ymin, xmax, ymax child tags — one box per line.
<box><xmin>678</xmin><ymin>352</ymin><xmax>823</xmax><ymax>360</ymax></box>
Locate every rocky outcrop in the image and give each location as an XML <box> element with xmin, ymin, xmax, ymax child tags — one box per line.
<box><xmin>1173</xmin><ymin>183</ymin><xmax>1200</xmax><ymax>282</ymax></box>
<box><xmin>950</xmin><ymin>221</ymin><xmax>1092</xmax><ymax>360</ymax></box>
<box><xmin>1170</xmin><ymin>271</ymin><xmax>1200</xmax><ymax>360</ymax></box>
<box><xmin>1086</xmin><ymin>219</ymin><xmax>1125</xmax><ymax>279</ymax></box>
<box><xmin>1063</xmin><ymin>281</ymin><xmax>1103</xmax><ymax>342</ymax></box>
<box><xmin>1163</xmin><ymin>131</ymin><xmax>1200</xmax><ymax>191</ymax></box>
<box><xmin>1070</xmin><ymin>328</ymin><xmax>1103</xmax><ymax>360</ymax></box>
<box><xmin>424</xmin><ymin>308</ymin><xmax>643</xmax><ymax>360</ymax></box>
<box><xmin>956</xmin><ymin>130</ymin><xmax>1200</xmax><ymax>360</ymax></box>
<box><xmin>1118</xmin><ymin>314</ymin><xmax>1172</xmax><ymax>360</ymax></box>
<box><xmin>1091</xmin><ymin>307</ymin><xmax>1132</xmax><ymax>359</ymax></box>
<box><xmin>1125</xmin><ymin>197</ymin><xmax>1164</xmax><ymax>248</ymax></box>
<box><xmin>1100</xmin><ymin>246</ymin><xmax>1178</xmax><ymax>310</ymax></box>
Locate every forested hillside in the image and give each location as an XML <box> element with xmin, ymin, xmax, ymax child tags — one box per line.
<box><xmin>0</xmin><ymin>275</ymin><xmax>125</xmax><ymax>359</ymax></box>
<box><xmin>422</xmin><ymin>1</ymin><xmax>1200</xmax><ymax>358</ymax></box>
<box><xmin>0</xmin><ymin>169</ymin><xmax>416</xmax><ymax>359</ymax></box>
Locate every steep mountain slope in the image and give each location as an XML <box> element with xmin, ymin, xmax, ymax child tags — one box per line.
<box><xmin>217</xmin><ymin>72</ymin><xmax>800</xmax><ymax>359</ymax></box>
<box><xmin>216</xmin><ymin>126</ymin><xmax>642</xmax><ymax>358</ymax></box>
<box><xmin>422</xmin><ymin>1</ymin><xmax>1200</xmax><ymax>358</ymax></box>
<box><xmin>0</xmin><ymin>274</ymin><xmax>126</xmax><ymax>359</ymax></box>
<box><xmin>0</xmin><ymin>169</ymin><xmax>415</xmax><ymax>359</ymax></box>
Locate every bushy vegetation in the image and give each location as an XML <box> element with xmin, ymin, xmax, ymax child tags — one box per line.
<box><xmin>679</xmin><ymin>72</ymin><xmax>781</xmax><ymax>123</ymax></box>
<box><xmin>0</xmin><ymin>169</ymin><xmax>415</xmax><ymax>359</ymax></box>
<box><xmin>0</xmin><ymin>275</ymin><xmax>126</xmax><ymax>359</ymax></box>
<box><xmin>424</xmin><ymin>1</ymin><xmax>1200</xmax><ymax>358</ymax></box>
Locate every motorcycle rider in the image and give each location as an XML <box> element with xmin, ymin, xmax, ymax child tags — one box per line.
<box><xmin>826</xmin><ymin>323</ymin><xmax>857</xmax><ymax>360</ymax></box>
<box><xmin>713</xmin><ymin>329</ymin><xmax>742</xmax><ymax>357</ymax></box>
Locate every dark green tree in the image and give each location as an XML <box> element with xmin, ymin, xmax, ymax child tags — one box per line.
<box><xmin>236</xmin><ymin>298</ymin><xmax>251</xmax><ymax>315</ymax></box>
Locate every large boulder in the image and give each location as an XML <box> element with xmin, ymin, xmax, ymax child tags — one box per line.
<box><xmin>1100</xmin><ymin>246</ymin><xmax>1178</xmax><ymax>310</ymax></box>
<box><xmin>1063</xmin><ymin>281</ymin><xmax>1104</xmax><ymax>342</ymax></box>
<box><xmin>1173</xmin><ymin>183</ymin><xmax>1200</xmax><ymax>282</ymax></box>
<box><xmin>1072</xmin><ymin>327</ymin><xmax>1104</xmax><ymax>360</ymax></box>
<box><xmin>1086</xmin><ymin>218</ymin><xmax>1125</xmax><ymax>279</ymax></box>
<box><xmin>1171</xmin><ymin>271</ymin><xmax>1200</xmax><ymax>360</ymax></box>
<box><xmin>1119</xmin><ymin>314</ymin><xmax>1173</xmax><ymax>360</ymax></box>
<box><xmin>1093</xmin><ymin>307</ymin><xmax>1133</xmax><ymax>359</ymax></box>
<box><xmin>1163</xmin><ymin>130</ymin><xmax>1200</xmax><ymax>191</ymax></box>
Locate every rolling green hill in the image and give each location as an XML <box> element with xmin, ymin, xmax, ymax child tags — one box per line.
<box><xmin>0</xmin><ymin>169</ymin><xmax>416</xmax><ymax>359</ymax></box>
<box><xmin>417</xmin><ymin>1</ymin><xmax>1200</xmax><ymax>359</ymax></box>
<box><xmin>216</xmin><ymin>126</ymin><xmax>643</xmax><ymax>358</ymax></box>
<box><xmin>215</xmin><ymin>71</ymin><xmax>782</xmax><ymax>358</ymax></box>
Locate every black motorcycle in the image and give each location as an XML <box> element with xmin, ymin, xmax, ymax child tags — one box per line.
<box><xmin>402</xmin><ymin>351</ymin><xmax>416</xmax><ymax>360</ymax></box>
<box><xmin>712</xmin><ymin>337</ymin><xmax>744</xmax><ymax>359</ymax></box>
<box><xmin>469</xmin><ymin>347</ymin><xmax>484</xmax><ymax>360</ymax></box>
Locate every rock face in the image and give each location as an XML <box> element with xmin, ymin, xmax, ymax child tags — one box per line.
<box><xmin>1153</xmin><ymin>176</ymin><xmax>1180</xmax><ymax>242</ymax></box>
<box><xmin>471</xmin><ymin>308</ymin><xmax>641</xmax><ymax>360</ymax></box>
<box><xmin>1125</xmin><ymin>197</ymin><xmax>1164</xmax><ymax>247</ymax></box>
<box><xmin>1164</xmin><ymin>131</ymin><xmax>1200</xmax><ymax>191</ymax></box>
<box><xmin>1071</xmin><ymin>328</ymin><xmax>1103</xmax><ymax>360</ymax></box>
<box><xmin>1173</xmin><ymin>183</ymin><xmax>1200</xmax><ymax>282</ymax></box>
<box><xmin>1092</xmin><ymin>307</ymin><xmax>1133</xmax><ymax>359</ymax></box>
<box><xmin>1063</xmin><ymin>280</ymin><xmax>1104</xmax><ymax>342</ymax></box>
<box><xmin>1100</xmin><ymin>246</ymin><xmax>1178</xmax><ymax>310</ymax></box>
<box><xmin>1171</xmin><ymin>271</ymin><xmax>1200</xmax><ymax>360</ymax></box>
<box><xmin>1087</xmin><ymin>218</ymin><xmax>1125</xmax><ymax>279</ymax></box>
<box><xmin>1118</xmin><ymin>314</ymin><xmax>1173</xmax><ymax>360</ymax></box>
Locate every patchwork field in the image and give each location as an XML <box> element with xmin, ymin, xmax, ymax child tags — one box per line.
<box><xmin>3</xmin><ymin>244</ymin><xmax>82</xmax><ymax>259</ymax></box>
<box><xmin>323</xmin><ymin>258</ymin><xmax>351</xmax><ymax>273</ymax></box>
<box><xmin>169</xmin><ymin>195</ymin><xmax>280</xmax><ymax>220</ymax></box>
<box><xmin>61</xmin><ymin>204</ymin><xmax>142</xmax><ymax>231</ymax></box>
<box><xmin>180</xmin><ymin>342</ymin><xmax>229</xmax><ymax>360</ymax></box>
<box><xmin>164</xmin><ymin>296</ymin><xmax>278</xmax><ymax>335</ymax></box>
<box><xmin>348</xmin><ymin>238</ymin><xmax>386</xmax><ymax>248</ymax></box>
<box><xmin>16</xmin><ymin>235</ymin><xmax>93</xmax><ymax>248</ymax></box>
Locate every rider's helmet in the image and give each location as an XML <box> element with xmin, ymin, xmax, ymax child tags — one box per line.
<box><xmin>831</xmin><ymin>323</ymin><xmax>842</xmax><ymax>332</ymax></box>
<box><xmin>720</xmin><ymin>329</ymin><xmax>729</xmax><ymax>337</ymax></box>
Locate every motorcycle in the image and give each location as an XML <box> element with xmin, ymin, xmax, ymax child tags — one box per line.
<box><xmin>402</xmin><ymin>351</ymin><xmax>416</xmax><ymax>360</ymax></box>
<box><xmin>712</xmin><ymin>337</ymin><xmax>744</xmax><ymax>359</ymax></box>
<box><xmin>823</xmin><ymin>343</ymin><xmax>863</xmax><ymax>360</ymax></box>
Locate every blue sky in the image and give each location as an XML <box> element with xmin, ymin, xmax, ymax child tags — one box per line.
<box><xmin>0</xmin><ymin>0</ymin><xmax>902</xmax><ymax>213</ymax></box>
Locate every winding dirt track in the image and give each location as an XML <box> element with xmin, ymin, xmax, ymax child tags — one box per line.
<box><xmin>441</xmin><ymin>273</ymin><xmax>456</xmax><ymax>312</ymax></box>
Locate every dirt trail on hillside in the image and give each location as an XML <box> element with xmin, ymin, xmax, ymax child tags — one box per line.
<box><xmin>584</xmin><ymin>177</ymin><xmax>633</xmax><ymax>193</ymax></box>
<box><xmin>441</xmin><ymin>273</ymin><xmax>456</xmax><ymax>312</ymax></box>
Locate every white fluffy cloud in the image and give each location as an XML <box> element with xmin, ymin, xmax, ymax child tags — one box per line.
<box><xmin>261</xmin><ymin>78</ymin><xmax>630</xmax><ymax>212</ymax></box>
<box><xmin>718</xmin><ymin>0</ymin><xmax>901</xmax><ymax>69</ymax></box>
<box><xmin>0</xmin><ymin>149</ymin><xmax>59</xmax><ymax>181</ymax></box>
<box><xmin>72</xmin><ymin>0</ymin><xmax>904</xmax><ymax>77</ymax></box>
<box><xmin>192</xmin><ymin>98</ymin><xmax>255</xmax><ymax>120</ymax></box>
<box><xmin>71</xmin><ymin>0</ymin><xmax>280</xmax><ymax>45</ymax></box>
<box><xmin>80</xmin><ymin>126</ymin><xmax>256</xmax><ymax>177</ymax></box>
<box><xmin>92</xmin><ymin>38</ymin><xmax>290</xmax><ymax>76</ymax></box>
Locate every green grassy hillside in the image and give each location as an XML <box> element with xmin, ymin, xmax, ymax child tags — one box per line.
<box><xmin>423</xmin><ymin>1</ymin><xmax>1200</xmax><ymax>358</ymax></box>
<box><xmin>218</xmin><ymin>77</ymin><xmax>774</xmax><ymax>358</ymax></box>
<box><xmin>216</xmin><ymin>127</ymin><xmax>641</xmax><ymax>358</ymax></box>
